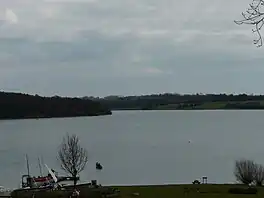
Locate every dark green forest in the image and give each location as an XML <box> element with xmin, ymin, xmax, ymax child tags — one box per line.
<box><xmin>0</xmin><ymin>91</ymin><xmax>111</xmax><ymax>120</ymax></box>
<box><xmin>91</xmin><ymin>93</ymin><xmax>264</xmax><ymax>110</ymax></box>
<box><xmin>2</xmin><ymin>91</ymin><xmax>264</xmax><ymax>120</ymax></box>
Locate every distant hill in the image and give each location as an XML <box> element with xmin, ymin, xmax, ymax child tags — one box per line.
<box><xmin>93</xmin><ymin>93</ymin><xmax>264</xmax><ymax>110</ymax></box>
<box><xmin>0</xmin><ymin>91</ymin><xmax>112</xmax><ymax>120</ymax></box>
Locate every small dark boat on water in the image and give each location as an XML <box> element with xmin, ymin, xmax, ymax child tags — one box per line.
<box><xmin>96</xmin><ymin>162</ymin><xmax>103</xmax><ymax>170</ymax></box>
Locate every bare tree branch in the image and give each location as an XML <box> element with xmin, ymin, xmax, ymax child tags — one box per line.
<box><xmin>58</xmin><ymin>133</ymin><xmax>88</xmax><ymax>186</ymax></box>
<box><xmin>234</xmin><ymin>159</ymin><xmax>256</xmax><ymax>184</ymax></box>
<box><xmin>254</xmin><ymin>163</ymin><xmax>264</xmax><ymax>186</ymax></box>
<box><xmin>235</xmin><ymin>0</ymin><xmax>264</xmax><ymax>47</ymax></box>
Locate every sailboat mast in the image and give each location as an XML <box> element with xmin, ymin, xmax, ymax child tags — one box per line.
<box><xmin>26</xmin><ymin>154</ymin><xmax>30</xmax><ymax>176</ymax></box>
<box><xmin>38</xmin><ymin>157</ymin><xmax>43</xmax><ymax>176</ymax></box>
<box><xmin>41</xmin><ymin>156</ymin><xmax>44</xmax><ymax>166</ymax></box>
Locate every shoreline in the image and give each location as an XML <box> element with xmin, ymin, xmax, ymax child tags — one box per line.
<box><xmin>0</xmin><ymin>112</ymin><xmax>112</xmax><ymax>121</ymax></box>
<box><xmin>111</xmin><ymin>108</ymin><xmax>264</xmax><ymax>111</ymax></box>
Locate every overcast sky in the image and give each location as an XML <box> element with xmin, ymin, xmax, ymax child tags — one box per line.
<box><xmin>0</xmin><ymin>0</ymin><xmax>264</xmax><ymax>97</ymax></box>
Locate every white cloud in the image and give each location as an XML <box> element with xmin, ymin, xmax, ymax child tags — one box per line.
<box><xmin>5</xmin><ymin>8</ymin><xmax>18</xmax><ymax>24</ymax></box>
<box><xmin>142</xmin><ymin>67</ymin><xmax>171</xmax><ymax>75</ymax></box>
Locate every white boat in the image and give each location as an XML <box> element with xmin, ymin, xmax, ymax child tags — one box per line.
<box><xmin>20</xmin><ymin>155</ymin><xmax>78</xmax><ymax>189</ymax></box>
<box><xmin>0</xmin><ymin>186</ymin><xmax>12</xmax><ymax>197</ymax></box>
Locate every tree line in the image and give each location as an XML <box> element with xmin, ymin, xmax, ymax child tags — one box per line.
<box><xmin>94</xmin><ymin>93</ymin><xmax>264</xmax><ymax>110</ymax></box>
<box><xmin>0</xmin><ymin>91</ymin><xmax>111</xmax><ymax>119</ymax></box>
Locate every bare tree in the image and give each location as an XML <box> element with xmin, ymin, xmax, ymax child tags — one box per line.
<box><xmin>235</xmin><ymin>0</ymin><xmax>264</xmax><ymax>47</ymax></box>
<box><xmin>58</xmin><ymin>133</ymin><xmax>88</xmax><ymax>187</ymax></box>
<box><xmin>254</xmin><ymin>163</ymin><xmax>264</xmax><ymax>186</ymax></box>
<box><xmin>234</xmin><ymin>159</ymin><xmax>256</xmax><ymax>185</ymax></box>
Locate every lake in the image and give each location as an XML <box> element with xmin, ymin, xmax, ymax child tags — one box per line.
<box><xmin>0</xmin><ymin>110</ymin><xmax>263</xmax><ymax>188</ymax></box>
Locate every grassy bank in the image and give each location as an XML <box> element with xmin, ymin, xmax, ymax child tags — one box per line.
<box><xmin>11</xmin><ymin>184</ymin><xmax>264</xmax><ymax>198</ymax></box>
<box><xmin>107</xmin><ymin>101</ymin><xmax>264</xmax><ymax>110</ymax></box>
<box><xmin>155</xmin><ymin>101</ymin><xmax>264</xmax><ymax>110</ymax></box>
<box><xmin>99</xmin><ymin>93</ymin><xmax>264</xmax><ymax>110</ymax></box>
<box><xmin>114</xmin><ymin>184</ymin><xmax>264</xmax><ymax>198</ymax></box>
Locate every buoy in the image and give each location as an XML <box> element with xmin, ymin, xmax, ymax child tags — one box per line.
<box><xmin>96</xmin><ymin>162</ymin><xmax>103</xmax><ymax>170</ymax></box>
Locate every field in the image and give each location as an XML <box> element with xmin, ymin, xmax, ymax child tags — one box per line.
<box><xmin>10</xmin><ymin>184</ymin><xmax>264</xmax><ymax>198</ymax></box>
<box><xmin>155</xmin><ymin>100</ymin><xmax>264</xmax><ymax>110</ymax></box>
<box><xmin>114</xmin><ymin>184</ymin><xmax>264</xmax><ymax>198</ymax></box>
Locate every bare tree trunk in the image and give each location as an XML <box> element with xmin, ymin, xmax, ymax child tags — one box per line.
<box><xmin>74</xmin><ymin>175</ymin><xmax>77</xmax><ymax>187</ymax></box>
<box><xmin>73</xmin><ymin>169</ymin><xmax>78</xmax><ymax>187</ymax></box>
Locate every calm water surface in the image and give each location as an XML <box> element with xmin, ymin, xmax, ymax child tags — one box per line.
<box><xmin>0</xmin><ymin>110</ymin><xmax>263</xmax><ymax>188</ymax></box>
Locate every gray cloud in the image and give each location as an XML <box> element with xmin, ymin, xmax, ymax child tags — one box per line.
<box><xmin>0</xmin><ymin>0</ymin><xmax>263</xmax><ymax>97</ymax></box>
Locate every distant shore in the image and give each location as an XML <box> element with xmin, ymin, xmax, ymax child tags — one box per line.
<box><xmin>107</xmin><ymin>101</ymin><xmax>264</xmax><ymax>111</ymax></box>
<box><xmin>3</xmin><ymin>91</ymin><xmax>264</xmax><ymax>120</ymax></box>
<box><xmin>111</xmin><ymin>107</ymin><xmax>264</xmax><ymax>111</ymax></box>
<box><xmin>96</xmin><ymin>93</ymin><xmax>264</xmax><ymax>111</ymax></box>
<box><xmin>0</xmin><ymin>91</ymin><xmax>112</xmax><ymax>120</ymax></box>
<box><xmin>0</xmin><ymin>113</ymin><xmax>112</xmax><ymax>121</ymax></box>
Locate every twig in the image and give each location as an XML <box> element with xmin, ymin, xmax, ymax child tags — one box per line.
<box><xmin>235</xmin><ymin>0</ymin><xmax>264</xmax><ymax>47</ymax></box>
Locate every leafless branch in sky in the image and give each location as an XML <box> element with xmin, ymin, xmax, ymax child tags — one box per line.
<box><xmin>235</xmin><ymin>0</ymin><xmax>264</xmax><ymax>47</ymax></box>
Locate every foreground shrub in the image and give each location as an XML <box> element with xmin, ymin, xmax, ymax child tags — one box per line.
<box><xmin>234</xmin><ymin>159</ymin><xmax>264</xmax><ymax>186</ymax></box>
<box><xmin>234</xmin><ymin>159</ymin><xmax>256</xmax><ymax>185</ymax></box>
<box><xmin>228</xmin><ymin>187</ymin><xmax>257</xmax><ymax>195</ymax></box>
<box><xmin>254</xmin><ymin>163</ymin><xmax>264</xmax><ymax>186</ymax></box>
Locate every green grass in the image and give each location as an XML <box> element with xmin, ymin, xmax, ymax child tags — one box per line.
<box><xmin>155</xmin><ymin>104</ymin><xmax>179</xmax><ymax>110</ymax></box>
<box><xmin>11</xmin><ymin>184</ymin><xmax>264</xmax><ymax>198</ymax></box>
<box><xmin>113</xmin><ymin>184</ymin><xmax>264</xmax><ymax>198</ymax></box>
<box><xmin>155</xmin><ymin>100</ymin><xmax>264</xmax><ymax>110</ymax></box>
<box><xmin>155</xmin><ymin>102</ymin><xmax>227</xmax><ymax>110</ymax></box>
<box><xmin>195</xmin><ymin>102</ymin><xmax>227</xmax><ymax>109</ymax></box>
